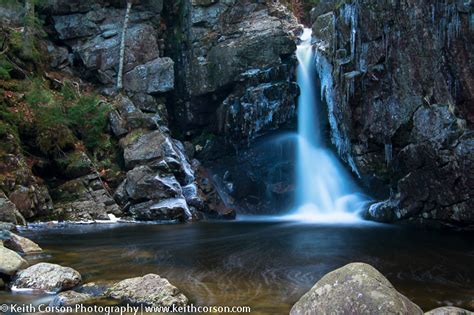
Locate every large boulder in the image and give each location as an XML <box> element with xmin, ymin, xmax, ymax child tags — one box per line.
<box><xmin>0</xmin><ymin>246</ymin><xmax>28</xmax><ymax>276</ymax></box>
<box><xmin>124</xmin><ymin>166</ymin><xmax>181</xmax><ymax>201</ymax></box>
<box><xmin>12</xmin><ymin>263</ymin><xmax>82</xmax><ymax>293</ymax></box>
<box><xmin>121</xmin><ymin>130</ymin><xmax>168</xmax><ymax>169</ymax></box>
<box><xmin>106</xmin><ymin>274</ymin><xmax>188</xmax><ymax>307</ymax></box>
<box><xmin>290</xmin><ymin>263</ymin><xmax>423</xmax><ymax>315</ymax></box>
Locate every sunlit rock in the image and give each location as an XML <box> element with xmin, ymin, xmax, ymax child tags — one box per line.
<box><xmin>12</xmin><ymin>263</ymin><xmax>81</xmax><ymax>293</ymax></box>
<box><xmin>291</xmin><ymin>263</ymin><xmax>423</xmax><ymax>315</ymax></box>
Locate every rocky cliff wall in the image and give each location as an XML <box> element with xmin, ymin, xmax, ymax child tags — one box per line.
<box><xmin>310</xmin><ymin>0</ymin><xmax>473</xmax><ymax>227</ymax></box>
<box><xmin>0</xmin><ymin>0</ymin><xmax>302</xmax><ymax>222</ymax></box>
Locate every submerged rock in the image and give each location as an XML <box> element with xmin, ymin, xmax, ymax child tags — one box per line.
<box><xmin>106</xmin><ymin>274</ymin><xmax>188</xmax><ymax>307</ymax></box>
<box><xmin>12</xmin><ymin>263</ymin><xmax>81</xmax><ymax>293</ymax></box>
<box><xmin>50</xmin><ymin>290</ymin><xmax>95</xmax><ymax>307</ymax></box>
<box><xmin>290</xmin><ymin>263</ymin><xmax>423</xmax><ymax>315</ymax></box>
<box><xmin>0</xmin><ymin>246</ymin><xmax>28</xmax><ymax>276</ymax></box>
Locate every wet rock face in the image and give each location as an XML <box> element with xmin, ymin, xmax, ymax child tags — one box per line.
<box><xmin>167</xmin><ymin>0</ymin><xmax>300</xmax><ymax>145</ymax></box>
<box><xmin>290</xmin><ymin>263</ymin><xmax>423</xmax><ymax>315</ymax></box>
<box><xmin>161</xmin><ymin>0</ymin><xmax>300</xmax><ymax>214</ymax></box>
<box><xmin>310</xmin><ymin>1</ymin><xmax>474</xmax><ymax>226</ymax></box>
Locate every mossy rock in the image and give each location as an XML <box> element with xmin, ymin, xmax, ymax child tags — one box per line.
<box><xmin>118</xmin><ymin>129</ymin><xmax>148</xmax><ymax>148</ymax></box>
<box><xmin>50</xmin><ymin>179</ymin><xmax>88</xmax><ymax>203</ymax></box>
<box><xmin>55</xmin><ymin>151</ymin><xmax>92</xmax><ymax>179</ymax></box>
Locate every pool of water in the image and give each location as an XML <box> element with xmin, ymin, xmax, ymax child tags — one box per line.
<box><xmin>1</xmin><ymin>220</ymin><xmax>474</xmax><ymax>314</ymax></box>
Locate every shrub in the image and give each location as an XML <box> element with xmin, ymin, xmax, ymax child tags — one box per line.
<box><xmin>25</xmin><ymin>79</ymin><xmax>52</xmax><ymax>106</ymax></box>
<box><xmin>68</xmin><ymin>95</ymin><xmax>110</xmax><ymax>151</ymax></box>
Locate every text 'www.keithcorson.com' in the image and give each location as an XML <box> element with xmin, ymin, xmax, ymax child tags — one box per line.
<box><xmin>1</xmin><ymin>303</ymin><xmax>253</xmax><ymax>314</ymax></box>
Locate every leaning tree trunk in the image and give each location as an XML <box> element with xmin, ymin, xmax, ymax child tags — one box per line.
<box><xmin>22</xmin><ymin>0</ymin><xmax>35</xmax><ymax>60</ymax></box>
<box><xmin>116</xmin><ymin>0</ymin><xmax>133</xmax><ymax>91</ymax></box>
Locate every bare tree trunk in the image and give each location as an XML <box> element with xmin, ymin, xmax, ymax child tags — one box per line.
<box><xmin>116</xmin><ymin>1</ymin><xmax>133</xmax><ymax>91</ymax></box>
<box><xmin>22</xmin><ymin>0</ymin><xmax>35</xmax><ymax>60</ymax></box>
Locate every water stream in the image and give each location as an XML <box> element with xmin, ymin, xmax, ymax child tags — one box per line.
<box><xmin>287</xmin><ymin>29</ymin><xmax>367</xmax><ymax>222</ymax></box>
<box><xmin>2</xmin><ymin>222</ymin><xmax>473</xmax><ymax>314</ymax></box>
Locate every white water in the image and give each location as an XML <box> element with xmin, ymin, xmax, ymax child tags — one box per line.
<box><xmin>286</xmin><ymin>29</ymin><xmax>367</xmax><ymax>223</ymax></box>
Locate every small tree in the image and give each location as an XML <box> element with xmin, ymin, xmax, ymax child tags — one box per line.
<box><xmin>116</xmin><ymin>0</ymin><xmax>133</xmax><ymax>91</ymax></box>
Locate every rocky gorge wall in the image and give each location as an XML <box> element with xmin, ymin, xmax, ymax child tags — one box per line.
<box><xmin>0</xmin><ymin>0</ymin><xmax>302</xmax><ymax>223</ymax></box>
<box><xmin>310</xmin><ymin>0</ymin><xmax>473</xmax><ymax>227</ymax></box>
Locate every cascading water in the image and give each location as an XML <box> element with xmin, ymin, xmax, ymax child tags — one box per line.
<box><xmin>287</xmin><ymin>29</ymin><xmax>367</xmax><ymax>222</ymax></box>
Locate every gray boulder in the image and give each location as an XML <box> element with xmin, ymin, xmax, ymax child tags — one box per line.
<box><xmin>107</xmin><ymin>274</ymin><xmax>188</xmax><ymax>307</ymax></box>
<box><xmin>290</xmin><ymin>263</ymin><xmax>423</xmax><ymax>315</ymax></box>
<box><xmin>122</xmin><ymin>130</ymin><xmax>168</xmax><ymax>169</ymax></box>
<box><xmin>124</xmin><ymin>166</ymin><xmax>182</xmax><ymax>201</ymax></box>
<box><xmin>12</xmin><ymin>263</ymin><xmax>82</xmax><ymax>293</ymax></box>
<box><xmin>0</xmin><ymin>246</ymin><xmax>28</xmax><ymax>276</ymax></box>
<box><xmin>124</xmin><ymin>57</ymin><xmax>175</xmax><ymax>94</ymax></box>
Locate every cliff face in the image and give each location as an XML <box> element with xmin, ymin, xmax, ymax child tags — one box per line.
<box><xmin>310</xmin><ymin>0</ymin><xmax>473</xmax><ymax>226</ymax></box>
<box><xmin>0</xmin><ymin>0</ymin><xmax>301</xmax><ymax>222</ymax></box>
<box><xmin>163</xmin><ymin>0</ymin><xmax>301</xmax><ymax>213</ymax></box>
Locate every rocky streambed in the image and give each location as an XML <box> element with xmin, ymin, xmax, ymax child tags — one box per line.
<box><xmin>1</xmin><ymin>221</ymin><xmax>473</xmax><ymax>314</ymax></box>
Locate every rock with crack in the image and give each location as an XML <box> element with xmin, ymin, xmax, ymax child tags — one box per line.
<box><xmin>106</xmin><ymin>274</ymin><xmax>188</xmax><ymax>307</ymax></box>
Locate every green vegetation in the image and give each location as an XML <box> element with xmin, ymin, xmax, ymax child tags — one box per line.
<box><xmin>68</xmin><ymin>95</ymin><xmax>110</xmax><ymax>151</ymax></box>
<box><xmin>20</xmin><ymin>79</ymin><xmax>112</xmax><ymax>155</ymax></box>
<box><xmin>0</xmin><ymin>58</ymin><xmax>13</xmax><ymax>80</ymax></box>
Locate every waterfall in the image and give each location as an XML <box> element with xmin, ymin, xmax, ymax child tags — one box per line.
<box><xmin>287</xmin><ymin>29</ymin><xmax>367</xmax><ymax>223</ymax></box>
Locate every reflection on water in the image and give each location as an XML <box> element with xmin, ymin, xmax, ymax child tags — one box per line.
<box><xmin>1</xmin><ymin>222</ymin><xmax>474</xmax><ymax>314</ymax></box>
